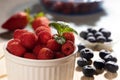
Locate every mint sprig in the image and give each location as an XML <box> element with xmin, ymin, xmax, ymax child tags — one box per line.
<box><xmin>49</xmin><ymin>22</ymin><xmax>78</xmax><ymax>36</ymax></box>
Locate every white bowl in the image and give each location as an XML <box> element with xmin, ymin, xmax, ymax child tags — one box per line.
<box><xmin>4</xmin><ymin>43</ymin><xmax>78</xmax><ymax>80</ymax></box>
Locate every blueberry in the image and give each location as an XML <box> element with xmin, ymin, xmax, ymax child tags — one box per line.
<box><xmin>96</xmin><ymin>36</ymin><xmax>106</xmax><ymax>43</ymax></box>
<box><xmin>87</xmin><ymin>28</ymin><xmax>97</xmax><ymax>34</ymax></box>
<box><xmin>80</xmin><ymin>48</ymin><xmax>94</xmax><ymax>60</ymax></box>
<box><xmin>101</xmin><ymin>29</ymin><xmax>111</xmax><ymax>37</ymax></box>
<box><xmin>80</xmin><ymin>31</ymin><xmax>88</xmax><ymax>39</ymax></box>
<box><xmin>77</xmin><ymin>44</ymin><xmax>86</xmax><ymax>52</ymax></box>
<box><xmin>99</xmin><ymin>28</ymin><xmax>104</xmax><ymax>32</ymax></box>
<box><xmin>87</xmin><ymin>36</ymin><xmax>96</xmax><ymax>43</ymax></box>
<box><xmin>82</xmin><ymin>65</ymin><xmax>96</xmax><ymax>77</ymax></box>
<box><xmin>99</xmin><ymin>50</ymin><xmax>110</xmax><ymax>59</ymax></box>
<box><xmin>77</xmin><ymin>57</ymin><xmax>89</xmax><ymax>67</ymax></box>
<box><xmin>93</xmin><ymin>59</ymin><xmax>105</xmax><ymax>69</ymax></box>
<box><xmin>95</xmin><ymin>32</ymin><xmax>103</xmax><ymax>38</ymax></box>
<box><xmin>87</xmin><ymin>33</ymin><xmax>94</xmax><ymax>37</ymax></box>
<box><xmin>104</xmin><ymin>55</ymin><xmax>117</xmax><ymax>62</ymax></box>
<box><xmin>106</xmin><ymin>37</ymin><xmax>112</xmax><ymax>42</ymax></box>
<box><xmin>105</xmin><ymin>61</ymin><xmax>119</xmax><ymax>73</ymax></box>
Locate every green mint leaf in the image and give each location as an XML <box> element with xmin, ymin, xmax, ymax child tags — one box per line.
<box><xmin>34</xmin><ymin>12</ymin><xmax>45</xmax><ymax>18</ymax></box>
<box><xmin>53</xmin><ymin>35</ymin><xmax>66</xmax><ymax>44</ymax></box>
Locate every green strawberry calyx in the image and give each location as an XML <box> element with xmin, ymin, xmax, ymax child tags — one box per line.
<box><xmin>49</xmin><ymin>21</ymin><xmax>78</xmax><ymax>44</ymax></box>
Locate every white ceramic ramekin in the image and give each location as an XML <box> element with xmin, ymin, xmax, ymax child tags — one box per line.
<box><xmin>4</xmin><ymin>44</ymin><xmax>78</xmax><ymax>80</ymax></box>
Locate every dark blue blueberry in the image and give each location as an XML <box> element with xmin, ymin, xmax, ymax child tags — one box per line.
<box><xmin>77</xmin><ymin>57</ymin><xmax>89</xmax><ymax>67</ymax></box>
<box><xmin>99</xmin><ymin>50</ymin><xmax>110</xmax><ymax>59</ymax></box>
<box><xmin>87</xmin><ymin>36</ymin><xmax>96</xmax><ymax>43</ymax></box>
<box><xmin>99</xmin><ymin>28</ymin><xmax>104</xmax><ymax>32</ymax></box>
<box><xmin>96</xmin><ymin>36</ymin><xmax>106</xmax><ymax>43</ymax></box>
<box><xmin>101</xmin><ymin>29</ymin><xmax>111</xmax><ymax>37</ymax></box>
<box><xmin>87</xmin><ymin>28</ymin><xmax>97</xmax><ymax>34</ymax></box>
<box><xmin>95</xmin><ymin>32</ymin><xmax>103</xmax><ymax>38</ymax></box>
<box><xmin>105</xmin><ymin>61</ymin><xmax>119</xmax><ymax>73</ymax></box>
<box><xmin>82</xmin><ymin>65</ymin><xmax>96</xmax><ymax>77</ymax></box>
<box><xmin>104</xmin><ymin>55</ymin><xmax>117</xmax><ymax>62</ymax></box>
<box><xmin>106</xmin><ymin>37</ymin><xmax>112</xmax><ymax>42</ymax></box>
<box><xmin>80</xmin><ymin>31</ymin><xmax>88</xmax><ymax>39</ymax></box>
<box><xmin>80</xmin><ymin>48</ymin><xmax>94</xmax><ymax>60</ymax></box>
<box><xmin>87</xmin><ymin>33</ymin><xmax>94</xmax><ymax>37</ymax></box>
<box><xmin>93</xmin><ymin>59</ymin><xmax>105</xmax><ymax>69</ymax></box>
<box><xmin>77</xmin><ymin>44</ymin><xmax>86</xmax><ymax>52</ymax></box>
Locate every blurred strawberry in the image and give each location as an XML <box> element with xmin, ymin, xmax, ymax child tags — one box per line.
<box><xmin>55</xmin><ymin>52</ymin><xmax>65</xmax><ymax>59</ymax></box>
<box><xmin>20</xmin><ymin>32</ymin><xmax>38</xmax><ymax>49</ymax></box>
<box><xmin>47</xmin><ymin>39</ymin><xmax>61</xmax><ymax>51</ymax></box>
<box><xmin>13</xmin><ymin>29</ymin><xmax>28</xmax><ymax>39</ymax></box>
<box><xmin>2</xmin><ymin>11</ymin><xmax>30</xmax><ymax>31</ymax></box>
<box><xmin>24</xmin><ymin>53</ymin><xmax>37</xmax><ymax>59</ymax></box>
<box><xmin>7</xmin><ymin>39</ymin><xmax>26</xmax><ymax>56</ymax></box>
<box><xmin>61</xmin><ymin>40</ymin><xmax>75</xmax><ymax>56</ymax></box>
<box><xmin>63</xmin><ymin>32</ymin><xmax>75</xmax><ymax>43</ymax></box>
<box><xmin>31</xmin><ymin>12</ymin><xmax>50</xmax><ymax>30</ymax></box>
<box><xmin>38</xmin><ymin>48</ymin><xmax>54</xmax><ymax>60</ymax></box>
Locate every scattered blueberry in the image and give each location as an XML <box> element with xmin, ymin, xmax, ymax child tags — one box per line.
<box><xmin>87</xmin><ymin>28</ymin><xmax>97</xmax><ymax>34</ymax></box>
<box><xmin>104</xmin><ymin>55</ymin><xmax>117</xmax><ymax>62</ymax></box>
<box><xmin>99</xmin><ymin>50</ymin><xmax>110</xmax><ymax>59</ymax></box>
<box><xmin>99</xmin><ymin>28</ymin><xmax>104</xmax><ymax>32</ymax></box>
<box><xmin>105</xmin><ymin>61</ymin><xmax>119</xmax><ymax>73</ymax></box>
<box><xmin>106</xmin><ymin>37</ymin><xmax>112</xmax><ymax>42</ymax></box>
<box><xmin>82</xmin><ymin>65</ymin><xmax>96</xmax><ymax>77</ymax></box>
<box><xmin>96</xmin><ymin>36</ymin><xmax>106</xmax><ymax>43</ymax></box>
<box><xmin>87</xmin><ymin>36</ymin><xmax>96</xmax><ymax>42</ymax></box>
<box><xmin>77</xmin><ymin>44</ymin><xmax>86</xmax><ymax>52</ymax></box>
<box><xmin>77</xmin><ymin>57</ymin><xmax>89</xmax><ymax>67</ymax></box>
<box><xmin>95</xmin><ymin>32</ymin><xmax>103</xmax><ymax>38</ymax></box>
<box><xmin>80</xmin><ymin>48</ymin><xmax>94</xmax><ymax>60</ymax></box>
<box><xmin>80</xmin><ymin>31</ymin><xmax>88</xmax><ymax>39</ymax></box>
<box><xmin>93</xmin><ymin>59</ymin><xmax>105</xmax><ymax>69</ymax></box>
<box><xmin>101</xmin><ymin>29</ymin><xmax>111</xmax><ymax>37</ymax></box>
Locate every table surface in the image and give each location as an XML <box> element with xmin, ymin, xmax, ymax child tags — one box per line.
<box><xmin>0</xmin><ymin>0</ymin><xmax>120</xmax><ymax>80</ymax></box>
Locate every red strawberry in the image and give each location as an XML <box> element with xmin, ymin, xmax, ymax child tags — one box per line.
<box><xmin>35</xmin><ymin>26</ymin><xmax>51</xmax><ymax>36</ymax></box>
<box><xmin>2</xmin><ymin>12</ymin><xmax>29</xmax><ymax>31</ymax></box>
<box><xmin>20</xmin><ymin>32</ymin><xmax>38</xmax><ymax>49</ymax></box>
<box><xmin>7</xmin><ymin>39</ymin><xmax>26</xmax><ymax>56</ymax></box>
<box><xmin>61</xmin><ymin>40</ymin><xmax>75</xmax><ymax>56</ymax></box>
<box><xmin>55</xmin><ymin>52</ymin><xmax>65</xmax><ymax>59</ymax></box>
<box><xmin>24</xmin><ymin>53</ymin><xmax>37</xmax><ymax>59</ymax></box>
<box><xmin>38</xmin><ymin>31</ymin><xmax>52</xmax><ymax>44</ymax></box>
<box><xmin>63</xmin><ymin>32</ymin><xmax>75</xmax><ymax>43</ymax></box>
<box><xmin>32</xmin><ymin>17</ymin><xmax>50</xmax><ymax>30</ymax></box>
<box><xmin>13</xmin><ymin>29</ymin><xmax>28</xmax><ymax>39</ymax></box>
<box><xmin>47</xmin><ymin>39</ymin><xmax>61</xmax><ymax>51</ymax></box>
<box><xmin>33</xmin><ymin>44</ymin><xmax>45</xmax><ymax>56</ymax></box>
<box><xmin>38</xmin><ymin>48</ymin><xmax>54</xmax><ymax>60</ymax></box>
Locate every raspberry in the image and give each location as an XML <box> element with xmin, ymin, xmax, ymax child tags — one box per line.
<box><xmin>20</xmin><ymin>32</ymin><xmax>38</xmax><ymax>49</ymax></box>
<box><xmin>55</xmin><ymin>52</ymin><xmax>65</xmax><ymax>59</ymax></box>
<box><xmin>38</xmin><ymin>48</ymin><xmax>54</xmax><ymax>60</ymax></box>
<box><xmin>47</xmin><ymin>39</ymin><xmax>61</xmax><ymax>51</ymax></box>
<box><xmin>24</xmin><ymin>53</ymin><xmax>37</xmax><ymax>59</ymax></box>
<box><xmin>63</xmin><ymin>32</ymin><xmax>75</xmax><ymax>43</ymax></box>
<box><xmin>35</xmin><ymin>26</ymin><xmax>51</xmax><ymax>36</ymax></box>
<box><xmin>61</xmin><ymin>40</ymin><xmax>75</xmax><ymax>56</ymax></box>
<box><xmin>38</xmin><ymin>31</ymin><xmax>52</xmax><ymax>44</ymax></box>
<box><xmin>33</xmin><ymin>44</ymin><xmax>45</xmax><ymax>56</ymax></box>
<box><xmin>7</xmin><ymin>39</ymin><xmax>26</xmax><ymax>56</ymax></box>
<box><xmin>13</xmin><ymin>29</ymin><xmax>28</xmax><ymax>39</ymax></box>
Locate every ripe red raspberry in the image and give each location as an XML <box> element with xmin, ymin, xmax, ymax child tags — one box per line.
<box><xmin>20</xmin><ymin>32</ymin><xmax>38</xmax><ymax>49</ymax></box>
<box><xmin>38</xmin><ymin>48</ymin><xmax>54</xmax><ymax>60</ymax></box>
<box><xmin>61</xmin><ymin>40</ymin><xmax>75</xmax><ymax>56</ymax></box>
<box><xmin>24</xmin><ymin>53</ymin><xmax>37</xmax><ymax>59</ymax></box>
<box><xmin>33</xmin><ymin>44</ymin><xmax>45</xmax><ymax>56</ymax></box>
<box><xmin>13</xmin><ymin>29</ymin><xmax>28</xmax><ymax>39</ymax></box>
<box><xmin>55</xmin><ymin>52</ymin><xmax>65</xmax><ymax>59</ymax></box>
<box><xmin>47</xmin><ymin>39</ymin><xmax>61</xmax><ymax>51</ymax></box>
<box><xmin>63</xmin><ymin>32</ymin><xmax>75</xmax><ymax>43</ymax></box>
<box><xmin>38</xmin><ymin>31</ymin><xmax>52</xmax><ymax>44</ymax></box>
<box><xmin>7</xmin><ymin>39</ymin><xmax>26</xmax><ymax>56</ymax></box>
<box><xmin>35</xmin><ymin>26</ymin><xmax>51</xmax><ymax>36</ymax></box>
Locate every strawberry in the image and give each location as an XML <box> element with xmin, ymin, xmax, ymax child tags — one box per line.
<box><xmin>63</xmin><ymin>32</ymin><xmax>75</xmax><ymax>43</ymax></box>
<box><xmin>7</xmin><ymin>39</ymin><xmax>26</xmax><ymax>56</ymax></box>
<box><xmin>38</xmin><ymin>30</ymin><xmax>52</xmax><ymax>44</ymax></box>
<box><xmin>61</xmin><ymin>40</ymin><xmax>75</xmax><ymax>56</ymax></box>
<box><xmin>13</xmin><ymin>29</ymin><xmax>28</xmax><ymax>39</ymax></box>
<box><xmin>47</xmin><ymin>39</ymin><xmax>61</xmax><ymax>51</ymax></box>
<box><xmin>20</xmin><ymin>32</ymin><xmax>38</xmax><ymax>49</ymax></box>
<box><xmin>35</xmin><ymin>26</ymin><xmax>51</xmax><ymax>36</ymax></box>
<box><xmin>33</xmin><ymin>44</ymin><xmax>45</xmax><ymax>56</ymax></box>
<box><xmin>37</xmin><ymin>48</ymin><xmax>54</xmax><ymax>60</ymax></box>
<box><xmin>55</xmin><ymin>52</ymin><xmax>65</xmax><ymax>59</ymax></box>
<box><xmin>24</xmin><ymin>53</ymin><xmax>37</xmax><ymax>59</ymax></box>
<box><xmin>32</xmin><ymin>17</ymin><xmax>50</xmax><ymax>30</ymax></box>
<box><xmin>2</xmin><ymin>12</ymin><xmax>29</xmax><ymax>31</ymax></box>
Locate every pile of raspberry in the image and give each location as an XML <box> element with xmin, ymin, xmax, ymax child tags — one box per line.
<box><xmin>6</xmin><ymin>24</ymin><xmax>76</xmax><ymax>60</ymax></box>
